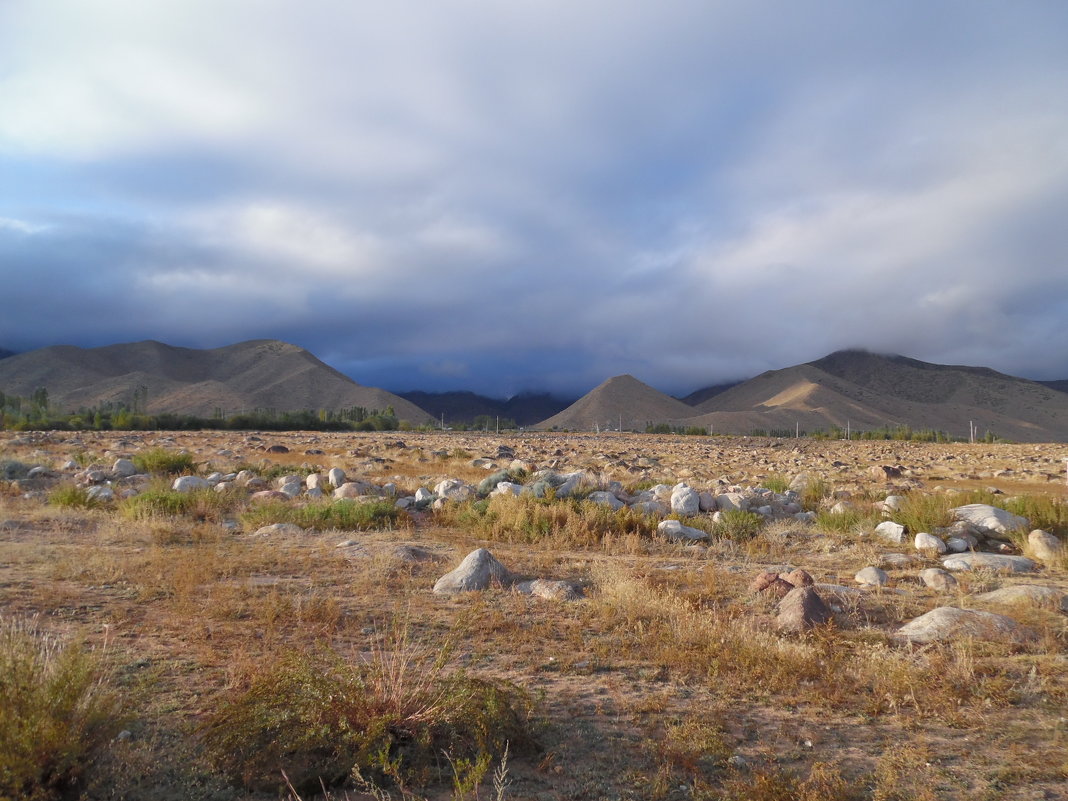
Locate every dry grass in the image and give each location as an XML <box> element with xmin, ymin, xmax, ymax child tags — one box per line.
<box><xmin>2</xmin><ymin>431</ymin><xmax>1067</xmax><ymax>800</ymax></box>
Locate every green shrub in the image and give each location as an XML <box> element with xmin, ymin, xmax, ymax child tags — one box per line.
<box><xmin>815</xmin><ymin>507</ymin><xmax>881</xmax><ymax>534</ymax></box>
<box><xmin>0</xmin><ymin>617</ymin><xmax>126</xmax><ymax>801</ymax></box>
<box><xmin>49</xmin><ymin>485</ymin><xmax>107</xmax><ymax>510</ymax></box>
<box><xmin>132</xmin><ymin>448</ymin><xmax>197</xmax><ymax>476</ymax></box>
<box><xmin>119</xmin><ymin>487</ymin><xmax>236</xmax><ymax>522</ymax></box>
<box><xmin>200</xmin><ymin>632</ymin><xmax>536</xmax><ymax>793</ymax></box>
<box><xmin>760</xmin><ymin>474</ymin><xmax>789</xmax><ymax>493</ymax></box>
<box><xmin>714</xmin><ymin>510</ymin><xmax>766</xmax><ymax>541</ymax></box>
<box><xmin>240</xmin><ymin>499</ymin><xmax>408</xmax><ymax>532</ymax></box>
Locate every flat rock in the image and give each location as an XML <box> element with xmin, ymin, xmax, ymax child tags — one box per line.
<box><xmin>658</xmin><ymin>519</ymin><xmax>710</xmax><ymax>542</ymax></box>
<box><xmin>513</xmin><ymin>579</ymin><xmax>583</xmax><ymax>601</ymax></box>
<box><xmin>942</xmin><ymin>553</ymin><xmax>1037</xmax><ymax>573</ymax></box>
<box><xmin>855</xmin><ymin>566</ymin><xmax>889</xmax><ymax>587</ymax></box>
<box><xmin>895</xmin><ymin>606</ymin><xmax>1030</xmax><ymax>644</ymax></box>
<box><xmin>976</xmin><ymin>585</ymin><xmax>1068</xmax><ymax>612</ymax></box>
<box><xmin>951</xmin><ymin>504</ymin><xmax>1029</xmax><ymax>535</ymax></box>
<box><xmin>433</xmin><ymin>548</ymin><xmax>512</xmax><ymax>594</ymax></box>
<box><xmin>254</xmin><ymin>523</ymin><xmax>305</xmax><ymax>537</ymax></box>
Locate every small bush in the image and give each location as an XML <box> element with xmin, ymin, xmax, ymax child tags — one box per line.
<box><xmin>0</xmin><ymin>459</ymin><xmax>31</xmax><ymax>480</ymax></box>
<box><xmin>120</xmin><ymin>487</ymin><xmax>236</xmax><ymax>522</ymax></box>
<box><xmin>760</xmin><ymin>474</ymin><xmax>790</xmax><ymax>494</ymax></box>
<box><xmin>714</xmin><ymin>510</ymin><xmax>765</xmax><ymax>541</ymax></box>
<box><xmin>240</xmin><ymin>499</ymin><xmax>408</xmax><ymax>532</ymax></box>
<box><xmin>0</xmin><ymin>617</ymin><xmax>126</xmax><ymax>801</ymax></box>
<box><xmin>49</xmin><ymin>485</ymin><xmax>107</xmax><ymax>510</ymax></box>
<box><xmin>132</xmin><ymin>448</ymin><xmax>197</xmax><ymax>476</ymax></box>
<box><xmin>200</xmin><ymin>629</ymin><xmax>536</xmax><ymax>793</ymax></box>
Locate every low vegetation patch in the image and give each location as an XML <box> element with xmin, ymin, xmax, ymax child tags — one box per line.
<box><xmin>438</xmin><ymin>494</ymin><xmax>659</xmax><ymax>548</ymax></box>
<box><xmin>120</xmin><ymin>486</ymin><xmax>237</xmax><ymax>522</ymax></box>
<box><xmin>200</xmin><ymin>631</ymin><xmax>536</xmax><ymax>794</ymax></box>
<box><xmin>240</xmin><ymin>499</ymin><xmax>409</xmax><ymax>532</ymax></box>
<box><xmin>0</xmin><ymin>617</ymin><xmax>126</xmax><ymax>801</ymax></box>
<box><xmin>49</xmin><ymin>484</ymin><xmax>108</xmax><ymax>510</ymax></box>
<box><xmin>713</xmin><ymin>509</ymin><xmax>766</xmax><ymax>541</ymax></box>
<box><xmin>132</xmin><ymin>448</ymin><xmax>197</xmax><ymax>476</ymax></box>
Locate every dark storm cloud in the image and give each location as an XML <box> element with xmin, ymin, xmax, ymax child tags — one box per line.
<box><xmin>2</xmin><ymin>0</ymin><xmax>1067</xmax><ymax>396</ymax></box>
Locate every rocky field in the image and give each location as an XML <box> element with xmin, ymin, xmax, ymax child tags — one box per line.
<box><xmin>1</xmin><ymin>430</ymin><xmax>1066</xmax><ymax>801</ymax></box>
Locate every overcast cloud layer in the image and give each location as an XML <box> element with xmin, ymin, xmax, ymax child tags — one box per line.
<box><xmin>2</xmin><ymin>1</ymin><xmax>1067</xmax><ymax>396</ymax></box>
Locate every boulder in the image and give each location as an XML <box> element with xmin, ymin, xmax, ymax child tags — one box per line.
<box><xmin>942</xmin><ymin>553</ymin><xmax>1037</xmax><ymax>573</ymax></box>
<box><xmin>882</xmin><ymin>495</ymin><xmax>906</xmax><ymax>513</ymax></box>
<box><xmin>86</xmin><ymin>485</ymin><xmax>114</xmax><ymax>503</ymax></box>
<box><xmin>478</xmin><ymin>470</ymin><xmax>512</xmax><ymax>496</ymax></box>
<box><xmin>327</xmin><ymin>467</ymin><xmax>346</xmax><ymax>487</ymax></box>
<box><xmin>432</xmin><ymin>549</ymin><xmax>513</xmax><ymax>594</ymax></box>
<box><xmin>919</xmin><ymin>568</ymin><xmax>957</xmax><ymax>591</ymax></box>
<box><xmin>112</xmin><ymin>458</ymin><xmax>137</xmax><ymax>478</ymax></box>
<box><xmin>249</xmin><ymin>490</ymin><xmax>291</xmax><ymax>503</ymax></box>
<box><xmin>670</xmin><ymin>484</ymin><xmax>700</xmax><ymax>515</ymax></box>
<box><xmin>782</xmin><ymin>568</ymin><xmax>814</xmax><ymax>587</ymax></box>
<box><xmin>588</xmin><ymin>491</ymin><xmax>624</xmax><ymax>510</ymax></box>
<box><xmin>715</xmin><ymin>493</ymin><xmax>748</xmax><ymax>512</ymax></box>
<box><xmin>334</xmin><ymin>481</ymin><xmax>377</xmax><ymax>499</ymax></box>
<box><xmin>776</xmin><ymin>587</ymin><xmax>832</xmax><ymax>632</ymax></box>
<box><xmin>172</xmin><ymin>476</ymin><xmax>210</xmax><ymax>492</ymax></box>
<box><xmin>895</xmin><ymin>607</ymin><xmax>1029</xmax><ymax>644</ymax></box>
<box><xmin>854</xmin><ymin>566</ymin><xmax>889</xmax><ymax>587</ymax></box>
<box><xmin>1027</xmin><ymin>529</ymin><xmax>1063</xmax><ymax>565</ymax></box>
<box><xmin>951</xmin><ymin>504</ymin><xmax>1028</xmax><ymax>535</ymax></box>
<box><xmin>874</xmin><ymin>521</ymin><xmax>907</xmax><ymax>544</ymax></box>
<box><xmin>434</xmin><ymin>478</ymin><xmax>476</xmax><ymax>502</ymax></box>
<box><xmin>914</xmin><ymin>532</ymin><xmax>947</xmax><ymax>554</ymax></box>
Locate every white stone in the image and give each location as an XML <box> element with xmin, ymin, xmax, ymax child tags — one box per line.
<box><xmin>86</xmin><ymin>485</ymin><xmax>114</xmax><ymax>502</ymax></box>
<box><xmin>235</xmin><ymin>470</ymin><xmax>257</xmax><ymax>486</ymax></box>
<box><xmin>1027</xmin><ymin>529</ymin><xmax>1063</xmax><ymax>565</ymax></box>
<box><xmin>414</xmin><ymin>487</ymin><xmax>434</xmax><ymax>503</ymax></box>
<box><xmin>715</xmin><ymin>493</ymin><xmax>748</xmax><ymax>512</ymax></box>
<box><xmin>882</xmin><ymin>495</ymin><xmax>906</xmax><ymax>513</ymax></box>
<box><xmin>588</xmin><ymin>491</ymin><xmax>624</xmax><ymax>510</ymax></box>
<box><xmin>670</xmin><ymin>485</ymin><xmax>700</xmax><ymax>515</ymax></box>
<box><xmin>945</xmin><ymin>536</ymin><xmax>973</xmax><ymax>553</ymax></box>
<box><xmin>335</xmin><ymin>481</ymin><xmax>377</xmax><ymax>499</ymax></box>
<box><xmin>698</xmin><ymin>491</ymin><xmax>716</xmax><ymax>512</ymax></box>
<box><xmin>914</xmin><ymin>532</ymin><xmax>947</xmax><ymax>554</ymax></box>
<box><xmin>874</xmin><ymin>521</ymin><xmax>907</xmax><ymax>544</ymax></box>
<box><xmin>658</xmin><ymin>519</ymin><xmax>710</xmax><ymax>542</ymax></box>
<box><xmin>306</xmin><ymin>473</ymin><xmax>323</xmax><ymax>490</ymax></box>
<box><xmin>112</xmin><ymin>458</ymin><xmax>137</xmax><ymax>478</ymax></box>
<box><xmin>172</xmin><ymin>475</ymin><xmax>210</xmax><ymax>492</ymax></box>
<box><xmin>829</xmin><ymin>501</ymin><xmax>854</xmax><ymax>515</ymax></box>
<box><xmin>491</xmin><ymin>482</ymin><xmax>522</xmax><ymax>497</ymax></box>
<box><xmin>951</xmin><ymin>504</ymin><xmax>1029</xmax><ymax>535</ymax></box>
<box><xmin>434</xmin><ymin>478</ymin><xmax>475</xmax><ymax>502</ymax></box>
<box><xmin>854</xmin><ymin>566</ymin><xmax>889</xmax><ymax>587</ymax></box>
<box><xmin>327</xmin><ymin>467</ymin><xmax>346</xmax><ymax>487</ymax></box>
<box><xmin>941</xmin><ymin>553</ymin><xmax>1037</xmax><ymax>573</ymax></box>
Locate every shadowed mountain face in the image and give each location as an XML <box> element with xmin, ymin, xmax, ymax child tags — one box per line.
<box><xmin>1040</xmin><ymin>379</ymin><xmax>1068</xmax><ymax>394</ymax></box>
<box><xmin>395</xmin><ymin>390</ymin><xmax>574</xmax><ymax>427</ymax></box>
<box><xmin>0</xmin><ymin>339</ymin><xmax>433</xmax><ymax>423</ymax></box>
<box><xmin>678</xmin><ymin>381</ymin><xmax>742</xmax><ymax>406</ymax></box>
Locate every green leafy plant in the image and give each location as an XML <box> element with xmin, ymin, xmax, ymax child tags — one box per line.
<box><xmin>132</xmin><ymin>448</ymin><xmax>197</xmax><ymax>476</ymax></box>
<box><xmin>49</xmin><ymin>485</ymin><xmax>108</xmax><ymax>510</ymax></box>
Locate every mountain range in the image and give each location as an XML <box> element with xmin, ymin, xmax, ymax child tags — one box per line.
<box><xmin>2</xmin><ymin>340</ymin><xmax>1068</xmax><ymax>440</ymax></box>
<box><xmin>0</xmin><ymin>340</ymin><xmax>433</xmax><ymax>424</ymax></box>
<box><xmin>537</xmin><ymin>350</ymin><xmax>1068</xmax><ymax>442</ymax></box>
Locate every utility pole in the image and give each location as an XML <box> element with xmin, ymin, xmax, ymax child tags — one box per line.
<box><xmin>441</xmin><ymin>413</ymin><xmax>445</xmax><ymax>431</ymax></box>
<box><xmin>496</xmin><ymin>416</ymin><xmax>499</xmax><ymax>434</ymax></box>
<box><xmin>795</xmin><ymin>421</ymin><xmax>799</xmax><ymax>438</ymax></box>
<box><xmin>619</xmin><ymin>414</ymin><xmax>622</xmax><ymax>433</ymax></box>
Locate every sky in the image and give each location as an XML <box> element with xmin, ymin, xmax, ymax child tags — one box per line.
<box><xmin>1</xmin><ymin>1</ymin><xmax>1067</xmax><ymax>398</ymax></box>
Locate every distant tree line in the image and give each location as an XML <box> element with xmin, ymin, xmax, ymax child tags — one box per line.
<box><xmin>0</xmin><ymin>388</ymin><xmax>413</xmax><ymax>432</ymax></box>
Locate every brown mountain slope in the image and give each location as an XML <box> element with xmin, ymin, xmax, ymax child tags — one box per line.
<box><xmin>681</xmin><ymin>350</ymin><xmax>1068</xmax><ymax>442</ymax></box>
<box><xmin>0</xmin><ymin>339</ymin><xmax>434</xmax><ymax>423</ymax></box>
<box><xmin>534</xmin><ymin>375</ymin><xmax>696</xmax><ymax>431</ymax></box>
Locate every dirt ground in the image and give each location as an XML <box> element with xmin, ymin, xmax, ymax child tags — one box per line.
<box><xmin>2</xmin><ymin>430</ymin><xmax>1066</xmax><ymax>801</ymax></box>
